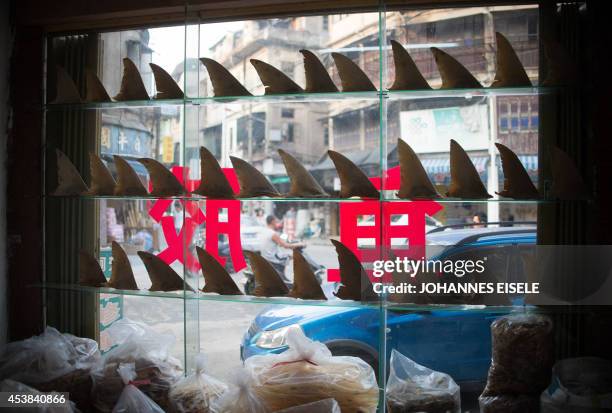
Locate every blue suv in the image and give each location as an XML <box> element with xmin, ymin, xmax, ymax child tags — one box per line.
<box><xmin>241</xmin><ymin>225</ymin><xmax>536</xmax><ymax>391</ymax></box>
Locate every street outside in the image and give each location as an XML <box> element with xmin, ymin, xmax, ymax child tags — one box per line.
<box><xmin>122</xmin><ymin>242</ymin><xmax>339</xmax><ymax>381</ymax></box>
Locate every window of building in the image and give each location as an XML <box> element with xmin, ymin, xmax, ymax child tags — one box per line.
<box><xmin>281</xmin><ymin>108</ymin><xmax>294</xmax><ymax>118</ymax></box>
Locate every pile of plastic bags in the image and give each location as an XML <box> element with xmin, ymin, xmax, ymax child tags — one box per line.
<box><xmin>386</xmin><ymin>349</ymin><xmax>460</xmax><ymax>413</ymax></box>
<box><xmin>90</xmin><ymin>319</ymin><xmax>183</xmax><ymax>412</ymax></box>
<box><xmin>246</xmin><ymin>327</ymin><xmax>379</xmax><ymax>412</ymax></box>
<box><xmin>0</xmin><ymin>327</ymin><xmax>100</xmax><ymax>411</ymax></box>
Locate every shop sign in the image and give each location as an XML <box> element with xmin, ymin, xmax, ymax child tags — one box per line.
<box><xmin>148</xmin><ymin>167</ymin><xmax>443</xmax><ymax>282</ymax></box>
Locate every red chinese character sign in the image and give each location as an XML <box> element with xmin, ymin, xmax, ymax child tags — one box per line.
<box><xmin>147</xmin><ymin>164</ymin><xmax>442</xmax><ymax>281</ymax></box>
<box><xmin>147</xmin><ymin>166</ymin><xmax>246</xmax><ymax>273</ymax></box>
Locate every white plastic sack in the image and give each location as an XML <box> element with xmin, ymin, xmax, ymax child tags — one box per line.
<box><xmin>245</xmin><ymin>327</ymin><xmax>379</xmax><ymax>412</ymax></box>
<box><xmin>273</xmin><ymin>398</ymin><xmax>341</xmax><ymax>413</ymax></box>
<box><xmin>211</xmin><ymin>371</ymin><xmax>269</xmax><ymax>413</ymax></box>
<box><xmin>0</xmin><ymin>379</ymin><xmax>78</xmax><ymax>413</ymax></box>
<box><xmin>91</xmin><ymin>319</ymin><xmax>183</xmax><ymax>412</ymax></box>
<box><xmin>169</xmin><ymin>353</ymin><xmax>228</xmax><ymax>413</ymax></box>
<box><xmin>386</xmin><ymin>349</ymin><xmax>460</xmax><ymax>413</ymax></box>
<box><xmin>541</xmin><ymin>357</ymin><xmax>612</xmax><ymax>413</ymax></box>
<box><xmin>0</xmin><ymin>327</ymin><xmax>99</xmax><ymax>384</ymax></box>
<box><xmin>112</xmin><ymin>363</ymin><xmax>165</xmax><ymax>413</ymax></box>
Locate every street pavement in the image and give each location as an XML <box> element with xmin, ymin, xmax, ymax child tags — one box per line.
<box><xmin>122</xmin><ymin>242</ymin><xmax>337</xmax><ymax>381</ymax></box>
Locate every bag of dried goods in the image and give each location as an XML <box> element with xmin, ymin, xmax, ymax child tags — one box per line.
<box><xmin>0</xmin><ymin>379</ymin><xmax>78</xmax><ymax>412</ymax></box>
<box><xmin>168</xmin><ymin>354</ymin><xmax>228</xmax><ymax>413</ymax></box>
<box><xmin>0</xmin><ymin>327</ymin><xmax>100</xmax><ymax>411</ymax></box>
<box><xmin>210</xmin><ymin>371</ymin><xmax>269</xmax><ymax>413</ymax></box>
<box><xmin>540</xmin><ymin>357</ymin><xmax>612</xmax><ymax>412</ymax></box>
<box><xmin>245</xmin><ymin>327</ymin><xmax>379</xmax><ymax>412</ymax></box>
<box><xmin>91</xmin><ymin>319</ymin><xmax>183</xmax><ymax>412</ymax></box>
<box><xmin>482</xmin><ymin>313</ymin><xmax>554</xmax><ymax>396</ymax></box>
<box><xmin>273</xmin><ymin>398</ymin><xmax>341</xmax><ymax>413</ymax></box>
<box><xmin>385</xmin><ymin>349</ymin><xmax>460</xmax><ymax>413</ymax></box>
<box><xmin>112</xmin><ymin>363</ymin><xmax>165</xmax><ymax>413</ymax></box>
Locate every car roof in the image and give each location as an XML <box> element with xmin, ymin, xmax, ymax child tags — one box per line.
<box><xmin>427</xmin><ymin>225</ymin><xmax>536</xmax><ymax>246</ymax></box>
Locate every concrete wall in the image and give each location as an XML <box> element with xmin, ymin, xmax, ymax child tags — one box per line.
<box><xmin>0</xmin><ymin>0</ymin><xmax>11</xmax><ymax>347</ymax></box>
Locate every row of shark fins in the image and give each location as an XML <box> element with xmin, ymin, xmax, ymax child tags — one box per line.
<box><xmin>52</xmin><ymin>32</ymin><xmax>575</xmax><ymax>103</ymax></box>
<box><xmin>400</xmin><ymin>139</ymin><xmax>590</xmax><ymax>201</ymax></box>
<box><xmin>53</xmin><ymin>59</ymin><xmax>183</xmax><ymax>103</ymax></box>
<box><xmin>79</xmin><ymin>239</ymin><xmax>376</xmax><ymax>301</ymax></box>
<box><xmin>54</xmin><ymin>137</ymin><xmax>589</xmax><ymax>200</ymax></box>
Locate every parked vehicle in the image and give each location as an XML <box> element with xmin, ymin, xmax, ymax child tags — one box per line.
<box><xmin>241</xmin><ymin>224</ymin><xmax>536</xmax><ymax>390</ymax></box>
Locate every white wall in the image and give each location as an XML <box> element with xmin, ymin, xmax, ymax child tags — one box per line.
<box><xmin>0</xmin><ymin>0</ymin><xmax>10</xmax><ymax>347</ymax></box>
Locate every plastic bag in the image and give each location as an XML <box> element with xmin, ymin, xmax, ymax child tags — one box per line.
<box><xmin>112</xmin><ymin>363</ymin><xmax>165</xmax><ymax>413</ymax></box>
<box><xmin>211</xmin><ymin>371</ymin><xmax>269</xmax><ymax>413</ymax></box>
<box><xmin>0</xmin><ymin>327</ymin><xmax>100</xmax><ymax>410</ymax></box>
<box><xmin>482</xmin><ymin>313</ymin><xmax>554</xmax><ymax>396</ymax></box>
<box><xmin>168</xmin><ymin>354</ymin><xmax>228</xmax><ymax>413</ymax></box>
<box><xmin>386</xmin><ymin>349</ymin><xmax>460</xmax><ymax>413</ymax></box>
<box><xmin>479</xmin><ymin>394</ymin><xmax>539</xmax><ymax>413</ymax></box>
<box><xmin>273</xmin><ymin>398</ymin><xmax>341</xmax><ymax>413</ymax></box>
<box><xmin>540</xmin><ymin>357</ymin><xmax>612</xmax><ymax>412</ymax></box>
<box><xmin>245</xmin><ymin>327</ymin><xmax>379</xmax><ymax>412</ymax></box>
<box><xmin>0</xmin><ymin>379</ymin><xmax>78</xmax><ymax>412</ymax></box>
<box><xmin>91</xmin><ymin>319</ymin><xmax>183</xmax><ymax>412</ymax></box>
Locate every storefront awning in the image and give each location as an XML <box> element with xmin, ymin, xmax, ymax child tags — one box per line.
<box><xmin>421</xmin><ymin>156</ymin><xmax>489</xmax><ymax>175</ymax></box>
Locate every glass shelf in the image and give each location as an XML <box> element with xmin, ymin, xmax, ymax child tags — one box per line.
<box><xmin>385</xmin><ymin>86</ymin><xmax>558</xmax><ymax>100</ymax></box>
<box><xmin>45</xmin><ymin>194</ymin><xmax>593</xmax><ymax>204</ymax></box>
<box><xmin>42</xmin><ymin>87</ymin><xmax>558</xmax><ymax>111</ymax></box>
<box><xmin>35</xmin><ymin>283</ymin><xmax>568</xmax><ymax>313</ymax></box>
<box><xmin>44</xmin><ymin>98</ymin><xmax>185</xmax><ymax>111</ymax></box>
<box><xmin>44</xmin><ymin>194</ymin><xmax>377</xmax><ymax>202</ymax></box>
<box><xmin>33</xmin><ymin>282</ymin><xmax>381</xmax><ymax>308</ymax></box>
<box><xmin>188</xmin><ymin>90</ymin><xmax>380</xmax><ymax>104</ymax></box>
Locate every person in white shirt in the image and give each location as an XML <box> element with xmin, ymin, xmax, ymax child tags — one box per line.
<box><xmin>260</xmin><ymin>215</ymin><xmax>304</xmax><ymax>266</ymax></box>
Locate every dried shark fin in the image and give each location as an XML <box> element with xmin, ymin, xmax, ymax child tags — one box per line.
<box><xmin>85</xmin><ymin>153</ymin><xmax>116</xmax><ymax>195</ymax></box>
<box><xmin>492</xmin><ymin>32</ymin><xmax>531</xmax><ymax>88</ymax></box>
<box><xmin>550</xmin><ymin>146</ymin><xmax>590</xmax><ymax>200</ymax></box>
<box><xmin>278</xmin><ymin>149</ymin><xmax>328</xmax><ymax>198</ymax></box>
<box><xmin>495</xmin><ymin>143</ymin><xmax>539</xmax><ymax>199</ymax></box>
<box><xmin>328</xmin><ymin>150</ymin><xmax>379</xmax><ymax>198</ymax></box>
<box><xmin>107</xmin><ymin>241</ymin><xmax>138</xmax><ymax>290</ymax></box>
<box><xmin>542</xmin><ymin>38</ymin><xmax>578</xmax><ymax>86</ymax></box>
<box><xmin>150</xmin><ymin>63</ymin><xmax>184</xmax><ymax>99</ymax></box>
<box><xmin>192</xmin><ymin>146</ymin><xmax>235</xmax><ymax>198</ymax></box>
<box><xmin>52</xmin><ymin>65</ymin><xmax>82</xmax><ymax>103</ymax></box>
<box><xmin>430</xmin><ymin>47</ymin><xmax>482</xmax><ymax>89</ymax></box>
<box><xmin>137</xmin><ymin>251</ymin><xmax>193</xmax><ymax>292</ymax></box>
<box><xmin>52</xmin><ymin>149</ymin><xmax>88</xmax><ymax>196</ymax></box>
<box><xmin>196</xmin><ymin>247</ymin><xmax>243</xmax><ymax>295</ymax></box>
<box><xmin>79</xmin><ymin>250</ymin><xmax>107</xmax><ymax>287</ymax></box>
<box><xmin>300</xmin><ymin>49</ymin><xmax>338</xmax><ymax>93</ymax></box>
<box><xmin>114</xmin><ymin>58</ymin><xmax>149</xmax><ymax>101</ymax></box>
<box><xmin>288</xmin><ymin>249</ymin><xmax>326</xmax><ymax>300</ymax></box>
<box><xmin>137</xmin><ymin>158</ymin><xmax>184</xmax><ymax>197</ymax></box>
<box><xmin>244</xmin><ymin>251</ymin><xmax>289</xmax><ymax>297</ymax></box>
<box><xmin>389</xmin><ymin>40</ymin><xmax>430</xmax><ymax>90</ymax></box>
<box><xmin>446</xmin><ymin>139</ymin><xmax>491</xmax><ymax>199</ymax></box>
<box><xmin>331</xmin><ymin>239</ymin><xmax>376</xmax><ymax>301</ymax></box>
<box><xmin>397</xmin><ymin>139</ymin><xmax>441</xmax><ymax>199</ymax></box>
<box><xmin>331</xmin><ymin>52</ymin><xmax>376</xmax><ymax>92</ymax></box>
<box><xmin>230</xmin><ymin>156</ymin><xmax>280</xmax><ymax>198</ymax></box>
<box><xmin>200</xmin><ymin>58</ymin><xmax>252</xmax><ymax>97</ymax></box>
<box><xmin>85</xmin><ymin>69</ymin><xmax>111</xmax><ymax>102</ymax></box>
<box><xmin>113</xmin><ymin>155</ymin><xmax>148</xmax><ymax>196</ymax></box>
<box><xmin>250</xmin><ymin>59</ymin><xmax>304</xmax><ymax>94</ymax></box>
